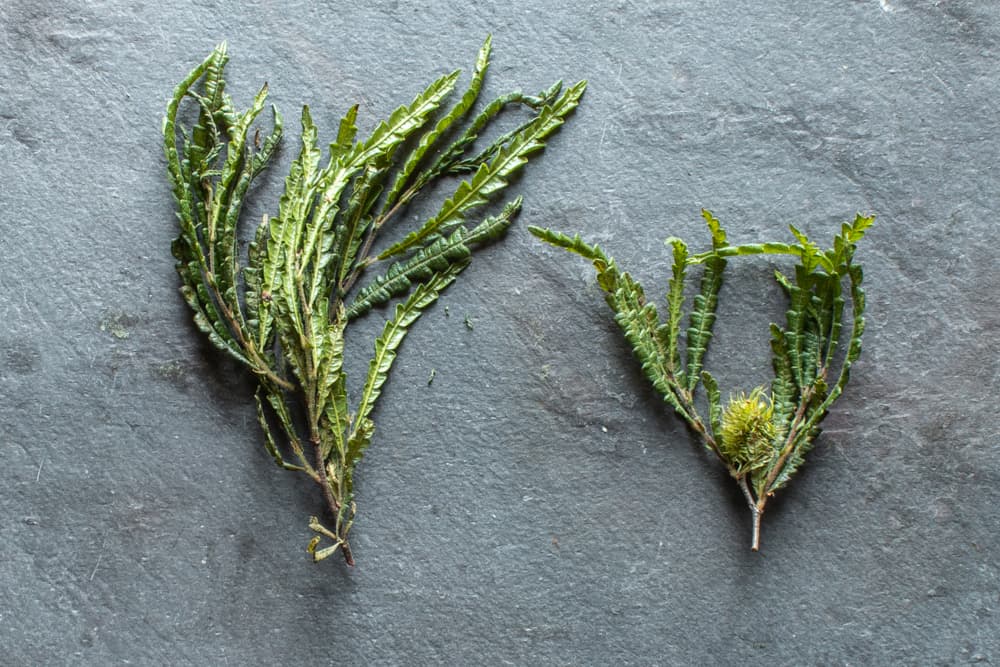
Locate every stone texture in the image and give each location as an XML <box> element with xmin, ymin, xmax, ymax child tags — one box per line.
<box><xmin>1</xmin><ymin>0</ymin><xmax>998</xmax><ymax>664</ymax></box>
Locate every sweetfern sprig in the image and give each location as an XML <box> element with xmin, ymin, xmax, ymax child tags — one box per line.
<box><xmin>164</xmin><ymin>39</ymin><xmax>585</xmax><ymax>565</ymax></box>
<box><xmin>530</xmin><ymin>211</ymin><xmax>873</xmax><ymax>551</ymax></box>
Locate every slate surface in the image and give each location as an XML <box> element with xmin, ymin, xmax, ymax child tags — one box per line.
<box><xmin>2</xmin><ymin>1</ymin><xmax>998</xmax><ymax>665</ymax></box>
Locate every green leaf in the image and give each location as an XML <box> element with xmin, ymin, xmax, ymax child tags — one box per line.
<box><xmin>352</xmin><ymin>261</ymin><xmax>470</xmax><ymax>434</ymax></box>
<box><xmin>827</xmin><ymin>213</ymin><xmax>875</xmax><ymax>270</ymax></box>
<box><xmin>255</xmin><ymin>106</ymin><xmax>320</xmax><ymax>360</ymax></box>
<box><xmin>315</xmin><ymin>308</ymin><xmax>346</xmax><ymax>406</ymax></box>
<box><xmin>430</xmin><ymin>82</ymin><xmax>563</xmax><ymax>177</ymax></box>
<box><xmin>528</xmin><ymin>225</ymin><xmax>609</xmax><ymax>263</ymax></box>
<box><xmin>333</xmin><ymin>161</ymin><xmax>387</xmax><ymax>288</ymax></box>
<box><xmin>702</xmin><ymin>370</ymin><xmax>723</xmax><ymax>440</ymax></box>
<box><xmin>256</xmin><ymin>389</ymin><xmax>305</xmax><ymax>472</ymax></box>
<box><xmin>760</xmin><ymin>432</ymin><xmax>816</xmax><ymax>496</ymax></box>
<box><xmin>531</xmin><ymin>228</ymin><xmax>697</xmax><ymax>423</ymax></box>
<box><xmin>251</xmin><ymin>105</ymin><xmax>284</xmax><ymax>173</ymax></box>
<box><xmin>701</xmin><ymin>209</ymin><xmax>727</xmax><ymax>250</ymax></box>
<box><xmin>773</xmin><ymin>269</ymin><xmax>793</xmax><ymax>295</ymax></box>
<box><xmin>444</xmin><ymin>99</ymin><xmax>558</xmax><ymax>174</ymax></box>
<box><xmin>783</xmin><ymin>267</ymin><xmax>815</xmax><ymax>392</ymax></box>
<box><xmin>355</xmin><ymin>70</ymin><xmax>459</xmax><ymax>167</ymax></box>
<box><xmin>688</xmin><ymin>241</ymin><xmax>810</xmax><ymax>266</ymax></box>
<box><xmin>797</xmin><ymin>264</ymin><xmax>866</xmax><ymax>439</ymax></box>
<box><xmin>685</xmin><ymin>254</ymin><xmax>726</xmax><ymax>392</ymax></box>
<box><xmin>334</xmin><ymin>105</ymin><xmax>359</xmax><ymax>156</ymax></box>
<box><xmin>315</xmin><ymin>315</ymin><xmax>348</xmax><ymax>461</ymax></box>
<box><xmin>788</xmin><ymin>224</ymin><xmax>823</xmax><ymax>273</ymax></box>
<box><xmin>664</xmin><ymin>237</ymin><xmax>688</xmax><ymax>380</ymax></box>
<box><xmin>254</xmin><ymin>106</ymin><xmax>322</xmax><ymax>351</ymax></box>
<box><xmin>163</xmin><ymin>44</ymin><xmax>223</xmax><ymax>195</ymax></box>
<box><xmin>280</xmin><ymin>106</ymin><xmax>323</xmax><ymax>247</ymax></box>
<box><xmin>379</xmin><ymin>80</ymin><xmax>586</xmax><ymax>259</ymax></box>
<box><xmin>462</xmin><ymin>196</ymin><xmax>522</xmax><ymax>245</ymax></box>
<box><xmin>607</xmin><ymin>271</ymin><xmax>692</xmax><ymax>422</ymax></box>
<box><xmin>345</xmin><ymin>418</ymin><xmax>375</xmax><ymax>468</ymax></box>
<box><xmin>382</xmin><ymin>35</ymin><xmax>493</xmax><ymax>212</ymax></box>
<box><xmin>769</xmin><ymin>323</ymin><xmax>797</xmax><ymax>437</ymax></box>
<box><xmin>348</xmin><ymin>229</ymin><xmax>471</xmax><ymax>319</ymax></box>
<box><xmin>347</xmin><ymin>197</ymin><xmax>521</xmax><ymax>319</ymax></box>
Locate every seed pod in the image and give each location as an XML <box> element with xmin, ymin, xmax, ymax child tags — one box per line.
<box><xmin>719</xmin><ymin>387</ymin><xmax>776</xmax><ymax>474</ymax></box>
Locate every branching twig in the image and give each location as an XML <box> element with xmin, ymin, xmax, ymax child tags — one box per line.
<box><xmin>531</xmin><ymin>211</ymin><xmax>873</xmax><ymax>551</ymax></box>
<box><xmin>164</xmin><ymin>39</ymin><xmax>585</xmax><ymax>566</ymax></box>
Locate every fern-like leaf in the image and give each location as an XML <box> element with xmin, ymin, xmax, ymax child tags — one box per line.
<box><xmin>256</xmin><ymin>389</ymin><xmax>306</xmax><ymax>473</ymax></box>
<box><xmin>380</xmin><ymin>80</ymin><xmax>586</xmax><ymax>259</ymax></box>
<box><xmin>532</xmin><ymin>227</ymin><xmax>697</xmax><ymax>427</ymax></box>
<box><xmin>702</xmin><ymin>370</ymin><xmax>723</xmax><ymax>442</ymax></box>
<box><xmin>348</xmin><ymin>197</ymin><xmax>520</xmax><ymax>319</ymax></box>
<box><xmin>608</xmin><ymin>271</ymin><xmax>693</xmax><ymax>422</ymax></box>
<box><xmin>685</xmin><ymin>254</ymin><xmax>726</xmax><ymax>393</ymax></box>
<box><xmin>664</xmin><ymin>237</ymin><xmax>688</xmax><ymax>380</ymax></box>
<box><xmin>353</xmin><ymin>262</ymin><xmax>469</xmax><ymax>432</ymax></box>
<box><xmin>527</xmin><ymin>225</ymin><xmax>610</xmax><ymax>263</ymax></box>
<box><xmin>381</xmin><ymin>36</ymin><xmax>493</xmax><ymax>213</ymax></box>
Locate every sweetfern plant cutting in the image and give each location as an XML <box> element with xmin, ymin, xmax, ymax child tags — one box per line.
<box><xmin>163</xmin><ymin>39</ymin><xmax>585</xmax><ymax>564</ymax></box>
<box><xmin>530</xmin><ymin>211</ymin><xmax>873</xmax><ymax>550</ymax></box>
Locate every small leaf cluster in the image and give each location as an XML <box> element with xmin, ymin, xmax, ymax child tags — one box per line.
<box><xmin>530</xmin><ymin>210</ymin><xmax>873</xmax><ymax>550</ymax></box>
<box><xmin>164</xmin><ymin>40</ymin><xmax>585</xmax><ymax>564</ymax></box>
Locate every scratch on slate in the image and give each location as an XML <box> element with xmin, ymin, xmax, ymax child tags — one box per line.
<box><xmin>35</xmin><ymin>457</ymin><xmax>44</xmax><ymax>482</ymax></box>
<box><xmin>614</xmin><ymin>61</ymin><xmax>634</xmax><ymax>97</ymax></box>
<box><xmin>932</xmin><ymin>72</ymin><xmax>955</xmax><ymax>99</ymax></box>
<box><xmin>89</xmin><ymin>553</ymin><xmax>103</xmax><ymax>581</ymax></box>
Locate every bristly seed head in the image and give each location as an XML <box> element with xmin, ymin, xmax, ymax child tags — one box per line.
<box><xmin>719</xmin><ymin>386</ymin><xmax>776</xmax><ymax>474</ymax></box>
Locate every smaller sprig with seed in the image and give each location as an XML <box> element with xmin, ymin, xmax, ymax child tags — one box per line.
<box><xmin>530</xmin><ymin>211</ymin><xmax>873</xmax><ymax>550</ymax></box>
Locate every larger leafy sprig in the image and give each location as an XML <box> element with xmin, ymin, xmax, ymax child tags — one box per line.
<box><xmin>164</xmin><ymin>40</ymin><xmax>585</xmax><ymax>564</ymax></box>
<box><xmin>530</xmin><ymin>211</ymin><xmax>872</xmax><ymax>550</ymax></box>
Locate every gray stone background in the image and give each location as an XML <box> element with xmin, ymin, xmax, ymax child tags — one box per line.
<box><xmin>1</xmin><ymin>0</ymin><xmax>997</xmax><ymax>664</ymax></box>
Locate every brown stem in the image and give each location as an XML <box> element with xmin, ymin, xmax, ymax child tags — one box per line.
<box><xmin>339</xmin><ymin>255</ymin><xmax>371</xmax><ymax>296</ymax></box>
<box><xmin>750</xmin><ymin>506</ymin><xmax>762</xmax><ymax>552</ymax></box>
<box><xmin>675</xmin><ymin>389</ymin><xmax>723</xmax><ymax>463</ymax></box>
<box><xmin>340</xmin><ymin>539</ymin><xmax>355</xmax><ymax>567</ymax></box>
<box><xmin>341</xmin><ymin>183</ymin><xmax>424</xmax><ymax>296</ymax></box>
<box><xmin>340</xmin><ymin>223</ymin><xmax>381</xmax><ymax>295</ymax></box>
<box><xmin>736</xmin><ymin>475</ymin><xmax>755</xmax><ymax>509</ymax></box>
<box><xmin>204</xmin><ymin>270</ymin><xmax>295</xmax><ymax>391</ymax></box>
<box><xmin>253</xmin><ymin>365</ymin><xmax>295</xmax><ymax>392</ymax></box>
<box><xmin>674</xmin><ymin>380</ymin><xmax>767</xmax><ymax>552</ymax></box>
<box><xmin>314</xmin><ymin>446</ymin><xmax>339</xmax><ymax>511</ymax></box>
<box><xmin>759</xmin><ymin>383</ymin><xmax>817</xmax><ymax>495</ymax></box>
<box><xmin>374</xmin><ymin>189</ymin><xmax>411</xmax><ymax>230</ymax></box>
<box><xmin>736</xmin><ymin>475</ymin><xmax>763</xmax><ymax>552</ymax></box>
<box><xmin>313</xmin><ymin>444</ymin><xmax>354</xmax><ymax>566</ymax></box>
